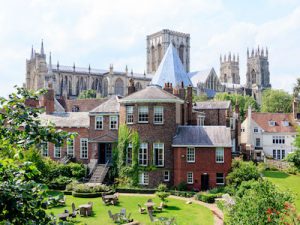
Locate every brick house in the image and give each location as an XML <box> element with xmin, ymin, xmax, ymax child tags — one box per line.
<box><xmin>173</xmin><ymin>126</ymin><xmax>232</xmax><ymax>190</ymax></box>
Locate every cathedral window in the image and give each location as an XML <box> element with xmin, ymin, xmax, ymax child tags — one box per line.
<box><xmin>151</xmin><ymin>45</ymin><xmax>155</xmax><ymax>71</ymax></box>
<box><xmin>115</xmin><ymin>78</ymin><xmax>124</xmax><ymax>96</ymax></box>
<box><xmin>251</xmin><ymin>69</ymin><xmax>256</xmax><ymax>84</ymax></box>
<box><xmin>179</xmin><ymin>44</ymin><xmax>184</xmax><ymax>64</ymax></box>
<box><xmin>157</xmin><ymin>44</ymin><xmax>162</xmax><ymax>66</ymax></box>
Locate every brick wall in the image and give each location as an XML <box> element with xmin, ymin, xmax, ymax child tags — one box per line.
<box><xmin>173</xmin><ymin>147</ymin><xmax>232</xmax><ymax>190</ymax></box>
<box><xmin>119</xmin><ymin>102</ymin><xmax>178</xmax><ymax>187</ymax></box>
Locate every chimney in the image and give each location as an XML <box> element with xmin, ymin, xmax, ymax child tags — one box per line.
<box><xmin>178</xmin><ymin>81</ymin><xmax>185</xmax><ymax>100</ymax></box>
<box><xmin>128</xmin><ymin>78</ymin><xmax>136</xmax><ymax>95</ymax></box>
<box><xmin>40</xmin><ymin>83</ymin><xmax>55</xmax><ymax>114</ymax></box>
<box><xmin>186</xmin><ymin>85</ymin><xmax>193</xmax><ymax>125</ymax></box>
<box><xmin>163</xmin><ymin>82</ymin><xmax>173</xmax><ymax>94</ymax></box>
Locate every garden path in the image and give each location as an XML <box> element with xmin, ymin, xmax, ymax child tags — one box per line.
<box><xmin>119</xmin><ymin>193</ymin><xmax>223</xmax><ymax>225</ymax></box>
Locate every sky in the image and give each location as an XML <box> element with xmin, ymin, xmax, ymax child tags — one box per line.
<box><xmin>0</xmin><ymin>0</ymin><xmax>299</xmax><ymax>97</ymax></box>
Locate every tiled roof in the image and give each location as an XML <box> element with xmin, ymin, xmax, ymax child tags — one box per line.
<box><xmin>39</xmin><ymin>112</ymin><xmax>89</xmax><ymax>128</ymax></box>
<box><xmin>251</xmin><ymin>112</ymin><xmax>297</xmax><ymax>133</ymax></box>
<box><xmin>193</xmin><ymin>101</ymin><xmax>231</xmax><ymax>110</ymax></box>
<box><xmin>172</xmin><ymin>126</ymin><xmax>232</xmax><ymax>147</ymax></box>
<box><xmin>150</xmin><ymin>43</ymin><xmax>192</xmax><ymax>87</ymax></box>
<box><xmin>118</xmin><ymin>85</ymin><xmax>184</xmax><ymax>104</ymax></box>
<box><xmin>90</xmin><ymin>96</ymin><xmax>120</xmax><ymax>114</ymax></box>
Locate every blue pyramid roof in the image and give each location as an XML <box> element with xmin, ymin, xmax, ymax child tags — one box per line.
<box><xmin>151</xmin><ymin>43</ymin><xmax>192</xmax><ymax>87</ymax></box>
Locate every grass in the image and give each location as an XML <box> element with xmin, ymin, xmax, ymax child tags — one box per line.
<box><xmin>47</xmin><ymin>194</ymin><xmax>214</xmax><ymax>225</ymax></box>
<box><xmin>263</xmin><ymin>171</ymin><xmax>300</xmax><ymax>211</ymax></box>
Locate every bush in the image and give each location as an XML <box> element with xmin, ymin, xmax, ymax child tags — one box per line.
<box><xmin>196</xmin><ymin>192</ymin><xmax>218</xmax><ymax>203</ymax></box>
<box><xmin>73</xmin><ymin>183</ymin><xmax>110</xmax><ymax>193</ymax></box>
<box><xmin>216</xmin><ymin>199</ymin><xmax>225</xmax><ymax>211</ymax></box>
<box><xmin>170</xmin><ymin>190</ymin><xmax>196</xmax><ymax>198</ymax></box>
<box><xmin>48</xmin><ymin>176</ymin><xmax>72</xmax><ymax>190</ymax></box>
<box><xmin>209</xmin><ymin>186</ymin><xmax>225</xmax><ymax>194</ymax></box>
<box><xmin>116</xmin><ymin>188</ymin><xmax>157</xmax><ymax>194</ymax></box>
<box><xmin>285</xmin><ymin>165</ymin><xmax>299</xmax><ymax>175</ymax></box>
<box><xmin>157</xmin><ymin>183</ymin><xmax>168</xmax><ymax>192</ymax></box>
<box><xmin>65</xmin><ymin>180</ymin><xmax>79</xmax><ymax>191</ymax></box>
<box><xmin>72</xmin><ymin>192</ymin><xmax>103</xmax><ymax>198</ymax></box>
<box><xmin>286</xmin><ymin>150</ymin><xmax>300</xmax><ymax>169</ymax></box>
<box><xmin>177</xmin><ymin>181</ymin><xmax>188</xmax><ymax>191</ymax></box>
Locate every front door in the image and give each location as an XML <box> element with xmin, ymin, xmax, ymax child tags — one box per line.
<box><xmin>98</xmin><ymin>143</ymin><xmax>112</xmax><ymax>164</ymax></box>
<box><xmin>201</xmin><ymin>174</ymin><xmax>209</xmax><ymax>190</ymax></box>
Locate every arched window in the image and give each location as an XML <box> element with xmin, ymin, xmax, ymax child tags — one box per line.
<box><xmin>157</xmin><ymin>44</ymin><xmax>162</xmax><ymax>66</ymax></box>
<box><xmin>76</xmin><ymin>79</ymin><xmax>80</xmax><ymax>96</ymax></box>
<box><xmin>135</xmin><ymin>82</ymin><xmax>142</xmax><ymax>91</ymax></box>
<box><xmin>179</xmin><ymin>44</ymin><xmax>184</xmax><ymax>64</ymax></box>
<box><xmin>151</xmin><ymin>45</ymin><xmax>155</xmax><ymax>71</ymax></box>
<box><xmin>103</xmin><ymin>78</ymin><xmax>108</xmax><ymax>97</ymax></box>
<box><xmin>251</xmin><ymin>69</ymin><xmax>256</xmax><ymax>84</ymax></box>
<box><xmin>69</xmin><ymin>78</ymin><xmax>72</xmax><ymax>96</ymax></box>
<box><xmin>232</xmin><ymin>73</ymin><xmax>235</xmax><ymax>83</ymax></box>
<box><xmin>115</xmin><ymin>78</ymin><xmax>124</xmax><ymax>96</ymax></box>
<box><xmin>224</xmin><ymin>74</ymin><xmax>227</xmax><ymax>83</ymax></box>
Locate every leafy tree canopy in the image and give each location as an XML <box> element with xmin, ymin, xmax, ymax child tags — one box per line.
<box><xmin>261</xmin><ymin>89</ymin><xmax>292</xmax><ymax>113</ymax></box>
<box><xmin>293</xmin><ymin>77</ymin><xmax>300</xmax><ymax>98</ymax></box>
<box><xmin>78</xmin><ymin>89</ymin><xmax>97</xmax><ymax>99</ymax></box>
<box><xmin>214</xmin><ymin>92</ymin><xmax>259</xmax><ymax>120</ymax></box>
<box><xmin>193</xmin><ymin>93</ymin><xmax>208</xmax><ymax>102</ymax></box>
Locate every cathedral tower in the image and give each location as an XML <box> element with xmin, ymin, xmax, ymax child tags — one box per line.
<box><xmin>146</xmin><ymin>29</ymin><xmax>190</xmax><ymax>74</ymax></box>
<box><xmin>219</xmin><ymin>52</ymin><xmax>240</xmax><ymax>84</ymax></box>
<box><xmin>246</xmin><ymin>47</ymin><xmax>271</xmax><ymax>104</ymax></box>
<box><xmin>246</xmin><ymin>47</ymin><xmax>271</xmax><ymax>88</ymax></box>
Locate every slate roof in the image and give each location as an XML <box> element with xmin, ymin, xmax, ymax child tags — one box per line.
<box><xmin>188</xmin><ymin>68</ymin><xmax>216</xmax><ymax>87</ymax></box>
<box><xmin>172</xmin><ymin>126</ymin><xmax>232</xmax><ymax>147</ymax></box>
<box><xmin>251</xmin><ymin>112</ymin><xmax>297</xmax><ymax>133</ymax></box>
<box><xmin>39</xmin><ymin>112</ymin><xmax>90</xmax><ymax>128</ymax></box>
<box><xmin>90</xmin><ymin>96</ymin><xmax>120</xmax><ymax>114</ymax></box>
<box><xmin>118</xmin><ymin>85</ymin><xmax>184</xmax><ymax>104</ymax></box>
<box><xmin>150</xmin><ymin>43</ymin><xmax>192</xmax><ymax>87</ymax></box>
<box><xmin>193</xmin><ymin>101</ymin><xmax>231</xmax><ymax>110</ymax></box>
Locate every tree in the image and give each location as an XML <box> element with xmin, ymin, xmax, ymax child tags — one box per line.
<box><xmin>0</xmin><ymin>87</ymin><xmax>73</xmax><ymax>158</ymax></box>
<box><xmin>293</xmin><ymin>78</ymin><xmax>300</xmax><ymax>98</ymax></box>
<box><xmin>156</xmin><ymin>184</ymin><xmax>170</xmax><ymax>205</ymax></box>
<box><xmin>193</xmin><ymin>93</ymin><xmax>208</xmax><ymax>102</ymax></box>
<box><xmin>227</xmin><ymin>180</ymin><xmax>296</xmax><ymax>225</ymax></box>
<box><xmin>78</xmin><ymin>89</ymin><xmax>97</xmax><ymax>99</ymax></box>
<box><xmin>0</xmin><ymin>159</ymin><xmax>54</xmax><ymax>224</ymax></box>
<box><xmin>261</xmin><ymin>89</ymin><xmax>292</xmax><ymax>113</ymax></box>
<box><xmin>214</xmin><ymin>93</ymin><xmax>259</xmax><ymax>120</ymax></box>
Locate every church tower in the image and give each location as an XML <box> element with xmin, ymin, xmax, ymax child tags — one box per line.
<box><xmin>219</xmin><ymin>52</ymin><xmax>240</xmax><ymax>84</ymax></box>
<box><xmin>146</xmin><ymin>29</ymin><xmax>190</xmax><ymax>74</ymax></box>
<box><xmin>246</xmin><ymin>47</ymin><xmax>271</xmax><ymax>104</ymax></box>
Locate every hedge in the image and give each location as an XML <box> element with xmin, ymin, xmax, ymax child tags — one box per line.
<box><xmin>195</xmin><ymin>192</ymin><xmax>219</xmax><ymax>203</ymax></box>
<box><xmin>116</xmin><ymin>188</ymin><xmax>157</xmax><ymax>194</ymax></box>
<box><xmin>72</xmin><ymin>192</ymin><xmax>107</xmax><ymax>198</ymax></box>
<box><xmin>169</xmin><ymin>190</ymin><xmax>196</xmax><ymax>198</ymax></box>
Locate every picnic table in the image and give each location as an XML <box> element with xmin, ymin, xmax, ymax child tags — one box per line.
<box><xmin>57</xmin><ymin>212</ymin><xmax>69</xmax><ymax>221</ymax></box>
<box><xmin>144</xmin><ymin>202</ymin><xmax>155</xmax><ymax>211</ymax></box>
<box><xmin>103</xmin><ymin>194</ymin><xmax>118</xmax><ymax>200</ymax></box>
<box><xmin>79</xmin><ymin>204</ymin><xmax>92</xmax><ymax>216</ymax></box>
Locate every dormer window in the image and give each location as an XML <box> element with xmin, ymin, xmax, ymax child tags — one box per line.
<box><xmin>268</xmin><ymin>121</ymin><xmax>276</xmax><ymax>126</ymax></box>
<box><xmin>282</xmin><ymin>121</ymin><xmax>289</xmax><ymax>127</ymax></box>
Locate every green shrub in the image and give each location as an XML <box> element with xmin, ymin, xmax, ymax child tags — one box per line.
<box><xmin>196</xmin><ymin>192</ymin><xmax>218</xmax><ymax>203</ymax></box>
<box><xmin>73</xmin><ymin>183</ymin><xmax>110</xmax><ymax>193</ymax></box>
<box><xmin>65</xmin><ymin>180</ymin><xmax>79</xmax><ymax>191</ymax></box>
<box><xmin>170</xmin><ymin>190</ymin><xmax>195</xmax><ymax>198</ymax></box>
<box><xmin>156</xmin><ymin>191</ymin><xmax>170</xmax><ymax>202</ymax></box>
<box><xmin>48</xmin><ymin>176</ymin><xmax>72</xmax><ymax>190</ymax></box>
<box><xmin>284</xmin><ymin>165</ymin><xmax>299</xmax><ymax>175</ymax></box>
<box><xmin>177</xmin><ymin>181</ymin><xmax>188</xmax><ymax>191</ymax></box>
<box><xmin>209</xmin><ymin>186</ymin><xmax>225</xmax><ymax>194</ymax></box>
<box><xmin>157</xmin><ymin>183</ymin><xmax>168</xmax><ymax>192</ymax></box>
<box><xmin>216</xmin><ymin>199</ymin><xmax>225</xmax><ymax>211</ymax></box>
<box><xmin>72</xmin><ymin>192</ymin><xmax>103</xmax><ymax>198</ymax></box>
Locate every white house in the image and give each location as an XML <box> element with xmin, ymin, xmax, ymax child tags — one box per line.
<box><xmin>241</xmin><ymin>107</ymin><xmax>298</xmax><ymax>160</ymax></box>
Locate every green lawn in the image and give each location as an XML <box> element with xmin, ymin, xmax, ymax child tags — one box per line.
<box><xmin>47</xmin><ymin>194</ymin><xmax>213</xmax><ymax>225</ymax></box>
<box><xmin>263</xmin><ymin>171</ymin><xmax>300</xmax><ymax>211</ymax></box>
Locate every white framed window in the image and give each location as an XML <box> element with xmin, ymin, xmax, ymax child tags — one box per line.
<box><xmin>163</xmin><ymin>170</ymin><xmax>170</xmax><ymax>182</ymax></box>
<box><xmin>197</xmin><ymin>115</ymin><xmax>205</xmax><ymax>126</ymax></box>
<box><xmin>67</xmin><ymin>138</ymin><xmax>74</xmax><ymax>157</ymax></box>
<box><xmin>41</xmin><ymin>142</ymin><xmax>48</xmax><ymax>157</ymax></box>
<box><xmin>216</xmin><ymin>147</ymin><xmax>224</xmax><ymax>163</ymax></box>
<box><xmin>138</xmin><ymin>143</ymin><xmax>148</xmax><ymax>166</ymax></box>
<box><xmin>80</xmin><ymin>138</ymin><xmax>88</xmax><ymax>159</ymax></box>
<box><xmin>154</xmin><ymin>106</ymin><xmax>164</xmax><ymax>124</ymax></box>
<box><xmin>253</xmin><ymin>127</ymin><xmax>258</xmax><ymax>133</ymax></box>
<box><xmin>187</xmin><ymin>147</ymin><xmax>195</xmax><ymax>163</ymax></box>
<box><xmin>187</xmin><ymin>172</ymin><xmax>193</xmax><ymax>184</ymax></box>
<box><xmin>277</xmin><ymin>149</ymin><xmax>281</xmax><ymax>160</ymax></box>
<box><xmin>153</xmin><ymin>143</ymin><xmax>164</xmax><ymax>167</ymax></box>
<box><xmin>255</xmin><ymin>138</ymin><xmax>261</xmax><ymax>147</ymax></box>
<box><xmin>241</xmin><ymin>128</ymin><xmax>245</xmax><ymax>132</ymax></box>
<box><xmin>272</xmin><ymin>136</ymin><xmax>285</xmax><ymax>144</ymax></box>
<box><xmin>282</xmin><ymin>121</ymin><xmax>289</xmax><ymax>127</ymax></box>
<box><xmin>126</xmin><ymin>106</ymin><xmax>134</xmax><ymax>124</ymax></box>
<box><xmin>138</xmin><ymin>106</ymin><xmax>149</xmax><ymax>123</ymax></box>
<box><xmin>273</xmin><ymin>149</ymin><xmax>276</xmax><ymax>159</ymax></box>
<box><xmin>126</xmin><ymin>143</ymin><xmax>132</xmax><ymax>165</ymax></box>
<box><xmin>139</xmin><ymin>172</ymin><xmax>149</xmax><ymax>185</ymax></box>
<box><xmin>216</xmin><ymin>173</ymin><xmax>224</xmax><ymax>185</ymax></box>
<box><xmin>95</xmin><ymin>116</ymin><xmax>103</xmax><ymax>130</ymax></box>
<box><xmin>54</xmin><ymin>144</ymin><xmax>61</xmax><ymax>158</ymax></box>
<box><xmin>110</xmin><ymin>116</ymin><xmax>118</xmax><ymax>130</ymax></box>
